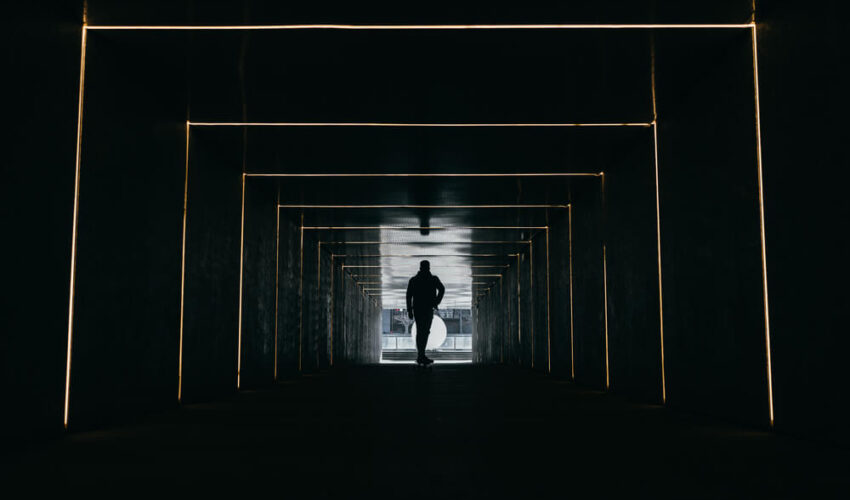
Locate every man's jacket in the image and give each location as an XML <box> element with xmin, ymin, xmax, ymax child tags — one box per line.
<box><xmin>406</xmin><ymin>271</ymin><xmax>445</xmax><ymax>311</ymax></box>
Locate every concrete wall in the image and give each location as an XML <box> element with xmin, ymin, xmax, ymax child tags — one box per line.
<box><xmin>238</xmin><ymin>178</ymin><xmax>277</xmax><ymax>388</ymax></box>
<box><xmin>67</xmin><ymin>31</ymin><xmax>188</xmax><ymax>428</ymax></box>
<box><xmin>757</xmin><ymin>1</ymin><xmax>849</xmax><ymax>444</ymax></box>
<box><xmin>276</xmin><ymin>209</ymin><xmax>302</xmax><ymax>377</ymax></box>
<box><xmin>604</xmin><ymin>135</ymin><xmax>664</xmax><ymax>403</ymax></box>
<box><xmin>3</xmin><ymin>0</ymin><xmax>84</xmax><ymax>440</ymax></box>
<box><xmin>180</xmin><ymin>127</ymin><xmax>243</xmax><ymax>403</ymax></box>
<box><xmin>655</xmin><ymin>29</ymin><xmax>769</xmax><ymax>426</ymax></box>
<box><xmin>547</xmin><ymin>208</ymin><xmax>574</xmax><ymax>378</ymax></box>
<box><xmin>571</xmin><ymin>183</ymin><xmax>607</xmax><ymax>389</ymax></box>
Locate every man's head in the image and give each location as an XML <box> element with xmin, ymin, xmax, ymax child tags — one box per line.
<box><xmin>419</xmin><ymin>260</ymin><xmax>430</xmax><ymax>272</ymax></box>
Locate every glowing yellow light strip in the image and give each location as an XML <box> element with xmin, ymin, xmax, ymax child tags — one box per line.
<box><xmin>333</xmin><ymin>254</ymin><xmax>512</xmax><ymax>257</ymax></box>
<box><xmin>274</xmin><ymin>190</ymin><xmax>280</xmax><ymax>380</ymax></box>
<box><xmin>517</xmin><ymin>253</ymin><xmax>522</xmax><ymax>356</ymax></box>
<box><xmin>87</xmin><ymin>23</ymin><xmax>754</xmax><ymax>30</ymax></box>
<box><xmin>603</xmin><ymin>245</ymin><xmax>610</xmax><ymax>390</ymax></box>
<box><xmin>255</xmin><ymin>173</ymin><xmax>600</xmax><ymax>177</ymax></box>
<box><xmin>345</xmin><ymin>266</ymin><xmax>507</xmax><ymax>270</ymax></box>
<box><xmin>319</xmin><ymin>241</ymin><xmax>528</xmax><ymax>245</ymax></box>
<box><xmin>64</xmin><ymin>25</ymin><xmax>87</xmax><ymax>428</ymax></box>
<box><xmin>303</xmin><ymin>226</ymin><xmax>547</xmax><ymax>230</ymax></box>
<box><xmin>177</xmin><ymin>121</ymin><xmax>190</xmax><ymax>402</ymax></box>
<box><xmin>752</xmin><ymin>24</ymin><xmax>774</xmax><ymax>427</ymax></box>
<box><xmin>568</xmin><ymin>205</ymin><xmax>575</xmax><ymax>380</ymax></box>
<box><xmin>193</xmin><ymin>121</ymin><xmax>649</xmax><ymax>127</ymax></box>
<box><xmin>546</xmin><ymin>227</ymin><xmax>552</xmax><ymax>373</ymax></box>
<box><xmin>529</xmin><ymin>241</ymin><xmax>535</xmax><ymax>369</ymax></box>
<box><xmin>329</xmin><ymin>255</ymin><xmax>335</xmax><ymax>366</ymax></box>
<box><xmin>651</xmin><ymin>35</ymin><xmax>667</xmax><ymax>404</ymax></box>
<box><xmin>280</xmin><ymin>204</ymin><xmax>569</xmax><ymax>208</ymax></box>
<box><xmin>236</xmin><ymin>173</ymin><xmax>246</xmax><ymax>389</ymax></box>
<box><xmin>298</xmin><ymin>216</ymin><xmax>304</xmax><ymax>371</ymax></box>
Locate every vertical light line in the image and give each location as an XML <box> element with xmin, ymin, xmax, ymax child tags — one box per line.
<box><xmin>651</xmin><ymin>34</ymin><xmax>668</xmax><ymax>404</ymax></box>
<box><xmin>652</xmin><ymin>122</ymin><xmax>667</xmax><ymax>404</ymax></box>
<box><xmin>273</xmin><ymin>200</ymin><xmax>280</xmax><ymax>380</ymax></box>
<box><xmin>500</xmin><ymin>276</ymin><xmax>504</xmax><ymax>364</ymax></box>
<box><xmin>64</xmin><ymin>24</ymin><xmax>88</xmax><ymax>429</ymax></box>
<box><xmin>329</xmin><ymin>255</ymin><xmax>335</xmax><ymax>366</ymax></box>
<box><xmin>545</xmin><ymin>228</ymin><xmax>552</xmax><ymax>373</ymax></box>
<box><xmin>317</xmin><ymin>242</ymin><xmax>321</xmax><ymax>368</ymax></box>
<box><xmin>177</xmin><ymin>121</ymin><xmax>190</xmax><ymax>402</ymax></box>
<box><xmin>516</xmin><ymin>253</ymin><xmax>521</xmax><ymax>365</ymax></box>
<box><xmin>568</xmin><ymin>205</ymin><xmax>575</xmax><ymax>380</ymax></box>
<box><xmin>236</xmin><ymin>173</ymin><xmax>246</xmax><ymax>389</ymax></box>
<box><xmin>603</xmin><ymin>245</ymin><xmax>610</xmax><ymax>390</ymax></box>
<box><xmin>529</xmin><ymin>241</ymin><xmax>535</xmax><ymax>369</ymax></box>
<box><xmin>752</xmin><ymin>23</ymin><xmax>774</xmax><ymax>427</ymax></box>
<box><xmin>298</xmin><ymin>214</ymin><xmax>304</xmax><ymax>371</ymax></box>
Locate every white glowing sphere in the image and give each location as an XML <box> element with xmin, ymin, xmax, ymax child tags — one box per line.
<box><xmin>411</xmin><ymin>314</ymin><xmax>447</xmax><ymax>350</ymax></box>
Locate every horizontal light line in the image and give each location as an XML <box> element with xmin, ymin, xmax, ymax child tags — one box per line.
<box><xmin>304</xmin><ymin>226</ymin><xmax>547</xmax><ymax>230</ymax></box>
<box><xmin>87</xmin><ymin>24</ymin><xmax>753</xmax><ymax>30</ymax></box>
<box><xmin>254</xmin><ymin>173</ymin><xmax>597</xmax><ymax>177</ymax></box>
<box><xmin>282</xmin><ymin>204</ymin><xmax>567</xmax><ymax>208</ymax></box>
<box><xmin>192</xmin><ymin>121</ymin><xmax>650</xmax><ymax>127</ymax></box>
<box><xmin>335</xmin><ymin>254</ymin><xmax>511</xmax><ymax>257</ymax></box>
<box><xmin>321</xmin><ymin>241</ymin><xmax>527</xmax><ymax>244</ymax></box>
<box><xmin>346</xmin><ymin>265</ymin><xmax>507</xmax><ymax>269</ymax></box>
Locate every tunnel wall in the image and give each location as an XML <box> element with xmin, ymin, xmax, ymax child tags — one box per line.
<box><xmin>604</xmin><ymin>137</ymin><xmax>664</xmax><ymax>403</ymax></box>
<box><xmin>240</xmin><ymin>179</ymin><xmax>277</xmax><ymax>388</ymax></box>
<box><xmin>337</xmin><ymin>269</ymin><xmax>382</xmax><ymax>365</ymax></box>
<box><xmin>485</xmin><ymin>255</ymin><xmax>521</xmax><ymax>365</ymax></box>
<box><xmin>756</xmin><ymin>2</ymin><xmax>849</xmax><ymax>444</ymax></box>
<box><xmin>530</xmin><ymin>232</ymin><xmax>551</xmax><ymax>371</ymax></box>
<box><xmin>655</xmin><ymin>30</ymin><xmax>769</xmax><ymax>426</ymax></box>
<box><xmin>67</xmin><ymin>31</ymin><xmax>188</xmax><ymax>428</ymax></box>
<box><xmin>3</xmin><ymin>0</ymin><xmax>84</xmax><ymax>440</ymax></box>
<box><xmin>571</xmin><ymin>183</ymin><xmax>607</xmax><ymax>389</ymax></box>
<box><xmin>547</xmin><ymin>208</ymin><xmax>574</xmax><ymax>378</ymax></box>
<box><xmin>181</xmin><ymin>127</ymin><xmax>244</xmax><ymax>403</ymax></box>
<box><xmin>276</xmin><ymin>209</ymin><xmax>302</xmax><ymax>377</ymax></box>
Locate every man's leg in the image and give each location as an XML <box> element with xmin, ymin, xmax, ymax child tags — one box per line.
<box><xmin>414</xmin><ymin>309</ymin><xmax>434</xmax><ymax>362</ymax></box>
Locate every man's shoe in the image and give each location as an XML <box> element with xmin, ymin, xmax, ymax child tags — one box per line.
<box><xmin>423</xmin><ymin>356</ymin><xmax>435</xmax><ymax>365</ymax></box>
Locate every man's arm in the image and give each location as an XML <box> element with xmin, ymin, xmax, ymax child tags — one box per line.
<box><xmin>434</xmin><ymin>276</ymin><xmax>445</xmax><ymax>307</ymax></box>
<box><xmin>406</xmin><ymin>278</ymin><xmax>414</xmax><ymax>317</ymax></box>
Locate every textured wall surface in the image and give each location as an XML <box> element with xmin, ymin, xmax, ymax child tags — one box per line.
<box><xmin>181</xmin><ymin>127</ymin><xmax>243</xmax><ymax>403</ymax></box>
<box><xmin>67</xmin><ymin>31</ymin><xmax>188</xmax><ymax>428</ymax></box>
<box><xmin>656</xmin><ymin>29</ymin><xmax>768</xmax><ymax>426</ymax></box>
<box><xmin>757</xmin><ymin>2</ymin><xmax>849</xmax><ymax>443</ymax></box>
<box><xmin>604</xmin><ymin>135</ymin><xmax>664</xmax><ymax>403</ymax></box>
<box><xmin>4</xmin><ymin>0</ymin><xmax>84</xmax><ymax>440</ymax></box>
<box><xmin>276</xmin><ymin>210</ymin><xmax>302</xmax><ymax>377</ymax></box>
<box><xmin>240</xmin><ymin>179</ymin><xmax>277</xmax><ymax>388</ymax></box>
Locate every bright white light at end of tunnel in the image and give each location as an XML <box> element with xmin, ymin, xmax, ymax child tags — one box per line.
<box><xmin>411</xmin><ymin>314</ymin><xmax>447</xmax><ymax>350</ymax></box>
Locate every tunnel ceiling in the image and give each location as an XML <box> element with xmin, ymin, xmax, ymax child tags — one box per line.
<box><xmin>268</xmin><ymin>169</ymin><xmax>599</xmax><ymax>307</ymax></box>
<box><xmin>80</xmin><ymin>2</ymin><xmax>751</xmax><ymax>310</ymax></box>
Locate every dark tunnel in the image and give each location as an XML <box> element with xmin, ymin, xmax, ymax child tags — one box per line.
<box><xmin>4</xmin><ymin>0</ymin><xmax>849</xmax><ymax>496</ymax></box>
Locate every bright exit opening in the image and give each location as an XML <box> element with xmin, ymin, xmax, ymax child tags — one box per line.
<box><xmin>380</xmin><ymin>308</ymin><xmax>472</xmax><ymax>363</ymax></box>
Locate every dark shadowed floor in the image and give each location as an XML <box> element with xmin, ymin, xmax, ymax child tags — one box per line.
<box><xmin>5</xmin><ymin>365</ymin><xmax>848</xmax><ymax>497</ymax></box>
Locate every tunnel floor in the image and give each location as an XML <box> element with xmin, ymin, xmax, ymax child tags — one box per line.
<box><xmin>7</xmin><ymin>366</ymin><xmax>848</xmax><ymax>497</ymax></box>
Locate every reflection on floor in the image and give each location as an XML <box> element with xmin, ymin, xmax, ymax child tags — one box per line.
<box><xmin>6</xmin><ymin>365</ymin><xmax>848</xmax><ymax>497</ymax></box>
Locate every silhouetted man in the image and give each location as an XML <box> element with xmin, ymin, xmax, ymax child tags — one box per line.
<box><xmin>406</xmin><ymin>260</ymin><xmax>445</xmax><ymax>365</ymax></box>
